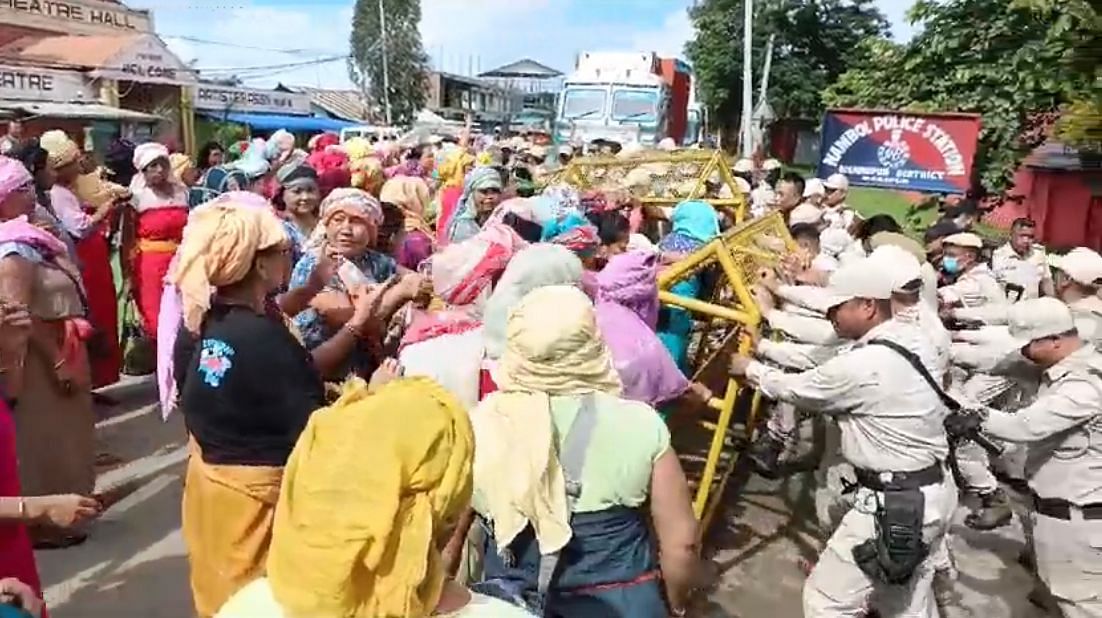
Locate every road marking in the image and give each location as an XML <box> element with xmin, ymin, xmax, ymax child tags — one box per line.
<box><xmin>95</xmin><ymin>403</ymin><xmax>160</xmax><ymax>429</ymax></box>
<box><xmin>95</xmin><ymin>445</ymin><xmax>188</xmax><ymax>494</ymax></box>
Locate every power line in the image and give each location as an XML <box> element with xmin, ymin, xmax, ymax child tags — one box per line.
<box><xmin>196</xmin><ymin>55</ymin><xmax>350</xmax><ymax>75</ymax></box>
<box><xmin>163</xmin><ymin>34</ymin><xmax>339</xmax><ymax>56</ymax></box>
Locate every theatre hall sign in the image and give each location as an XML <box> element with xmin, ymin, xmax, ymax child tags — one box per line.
<box><xmin>0</xmin><ymin>0</ymin><xmax>153</xmax><ymax>35</ymax></box>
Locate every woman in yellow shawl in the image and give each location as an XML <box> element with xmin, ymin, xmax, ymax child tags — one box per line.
<box><xmin>379</xmin><ymin>175</ymin><xmax>434</xmax><ymax>270</ymax></box>
<box><xmin>215</xmin><ymin>377</ymin><xmax>536</xmax><ymax>618</ymax></box>
<box><xmin>171</xmin><ymin>201</ymin><xmax>328</xmax><ymax>617</ymax></box>
<box><xmin>467</xmin><ymin>285</ymin><xmax>702</xmax><ymax>617</ymax></box>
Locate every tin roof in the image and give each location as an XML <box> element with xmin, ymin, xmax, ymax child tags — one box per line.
<box><xmin>276</xmin><ymin>84</ymin><xmax>371</xmax><ymax>122</ymax></box>
<box><xmin>479</xmin><ymin>58</ymin><xmax>562</xmax><ymax>79</ymax></box>
<box><xmin>0</xmin><ymin>34</ymin><xmax>137</xmax><ymax>70</ymax></box>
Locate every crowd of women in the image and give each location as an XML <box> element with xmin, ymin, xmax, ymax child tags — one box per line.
<box><xmin>0</xmin><ymin>126</ymin><xmax>764</xmax><ymax>617</ymax></box>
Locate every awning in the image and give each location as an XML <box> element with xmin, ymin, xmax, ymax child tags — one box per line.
<box><xmin>198</xmin><ymin>111</ymin><xmax>356</xmax><ymax>132</ymax></box>
<box><xmin>0</xmin><ymin>100</ymin><xmax>161</xmax><ymax>122</ymax></box>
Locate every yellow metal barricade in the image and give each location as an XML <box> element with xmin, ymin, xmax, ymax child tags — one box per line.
<box><xmin>657</xmin><ymin>212</ymin><xmax>795</xmax><ymax>534</ymax></box>
<box><xmin>541</xmin><ymin>149</ymin><xmax>750</xmax><ymax>223</ymax></box>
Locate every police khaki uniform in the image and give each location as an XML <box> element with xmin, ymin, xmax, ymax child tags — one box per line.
<box><xmin>1050</xmin><ymin>248</ymin><xmax>1102</xmax><ymax>350</ymax></box>
<box><xmin>738</xmin><ymin>257</ymin><xmax>955</xmax><ymax>617</ymax></box>
<box><xmin>991</xmin><ymin>239</ymin><xmax>1051</xmax><ymax>301</ymax></box>
<box><xmin>938</xmin><ymin>232</ymin><xmax>1017</xmax><ymax>528</ymax></box>
<box><xmin>953</xmin><ymin>298</ymin><xmax>1102</xmax><ymax>618</ymax></box>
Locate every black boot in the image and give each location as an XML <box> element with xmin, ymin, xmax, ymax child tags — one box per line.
<box><xmin>747</xmin><ymin>431</ymin><xmax>786</xmax><ymax>479</ymax></box>
<box><xmin>964</xmin><ymin>487</ymin><xmax>1013</xmax><ymax>530</ymax></box>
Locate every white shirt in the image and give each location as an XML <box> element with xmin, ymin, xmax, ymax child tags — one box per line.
<box><xmin>747</xmin><ymin>319</ymin><xmax>950</xmax><ymax>472</ymax></box>
<box><xmin>991</xmin><ymin>242</ymin><xmax>1050</xmax><ymax>301</ymax></box>
<box><xmin>765</xmin><ymin>308</ymin><xmax>839</xmax><ymax>346</ymax></box>
<box><xmin>822</xmin><ymin>203</ymin><xmax>855</xmax><ymax>230</ymax></box>
<box><xmin>940</xmin><ymin>263</ymin><xmax>1008</xmax><ymax>309</ymax></box>
<box><xmin>982</xmin><ymin>345</ymin><xmax>1102</xmax><ymax>505</ymax></box>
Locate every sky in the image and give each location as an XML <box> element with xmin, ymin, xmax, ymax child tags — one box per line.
<box><xmin>129</xmin><ymin>0</ymin><xmax>917</xmax><ymax>90</ymax></box>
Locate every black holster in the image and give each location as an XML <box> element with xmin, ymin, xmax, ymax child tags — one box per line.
<box><xmin>852</xmin><ymin>487</ymin><xmax>929</xmax><ymax>585</ymax></box>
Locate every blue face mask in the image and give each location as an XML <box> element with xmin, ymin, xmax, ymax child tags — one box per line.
<box><xmin>941</xmin><ymin>256</ymin><xmax>961</xmax><ymax>274</ymax></box>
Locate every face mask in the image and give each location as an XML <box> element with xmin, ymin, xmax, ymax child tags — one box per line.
<box><xmin>941</xmin><ymin>256</ymin><xmax>961</xmax><ymax>274</ymax></box>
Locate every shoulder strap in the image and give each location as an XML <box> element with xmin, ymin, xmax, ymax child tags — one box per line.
<box><xmin>559</xmin><ymin>393</ymin><xmax>598</xmax><ymax>507</ymax></box>
<box><xmin>868</xmin><ymin>338</ymin><xmax>960</xmax><ymax>412</ymax></box>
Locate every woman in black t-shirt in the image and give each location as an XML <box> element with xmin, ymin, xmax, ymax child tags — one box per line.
<box><xmin>167</xmin><ymin>201</ymin><xmax>326</xmax><ymax>617</ymax></box>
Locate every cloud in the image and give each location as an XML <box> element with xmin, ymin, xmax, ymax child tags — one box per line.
<box><xmin>129</xmin><ymin>0</ymin><xmax>913</xmax><ymax>89</ymax></box>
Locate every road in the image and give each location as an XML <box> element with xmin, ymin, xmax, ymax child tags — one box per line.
<box><xmin>35</xmin><ymin>377</ymin><xmax>1045</xmax><ymax>617</ymax></box>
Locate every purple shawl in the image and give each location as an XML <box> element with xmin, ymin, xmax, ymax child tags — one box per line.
<box><xmin>595</xmin><ymin>251</ymin><xmax>689</xmax><ymax>406</ymax></box>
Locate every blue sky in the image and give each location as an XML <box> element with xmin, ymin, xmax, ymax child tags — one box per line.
<box><xmin>130</xmin><ymin>0</ymin><xmax>916</xmax><ymax>89</ymax></box>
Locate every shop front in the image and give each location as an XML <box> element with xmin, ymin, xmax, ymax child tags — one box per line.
<box><xmin>0</xmin><ymin>61</ymin><xmax>159</xmax><ymax>155</ymax></box>
<box><xmin>193</xmin><ymin>83</ymin><xmax>353</xmax><ymax>143</ymax></box>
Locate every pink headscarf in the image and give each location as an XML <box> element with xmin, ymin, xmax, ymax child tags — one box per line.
<box><xmin>0</xmin><ymin>156</ymin><xmax>32</xmax><ymax>205</ymax></box>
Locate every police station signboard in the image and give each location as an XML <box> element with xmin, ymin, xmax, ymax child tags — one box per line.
<box><xmin>193</xmin><ymin>85</ymin><xmax>311</xmax><ymax>116</ymax></box>
<box><xmin>817</xmin><ymin>109</ymin><xmax>981</xmax><ymax>194</ymax></box>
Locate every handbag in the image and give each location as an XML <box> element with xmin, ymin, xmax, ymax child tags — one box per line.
<box><xmin>118</xmin><ymin>280</ymin><xmax>155</xmax><ymax>376</ymax></box>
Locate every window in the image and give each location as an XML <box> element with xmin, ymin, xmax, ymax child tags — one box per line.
<box><xmin>561</xmin><ymin>88</ymin><xmax>606</xmax><ymax>120</ymax></box>
<box><xmin>610</xmin><ymin>89</ymin><xmax>658</xmax><ymax>122</ymax></box>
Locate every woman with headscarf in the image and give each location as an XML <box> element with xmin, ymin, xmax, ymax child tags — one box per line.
<box><xmin>398</xmin><ymin>223</ymin><xmax>527</xmax><ymax>410</ymax></box>
<box><xmin>170</xmin><ymin>153</ymin><xmax>199</xmax><ymax>187</ymax></box>
<box><xmin>444</xmin><ymin>166</ymin><xmax>504</xmax><ymax>245</ymax></box>
<box><xmin>215</xmin><ymin>377</ymin><xmax>536</xmax><ymax>618</ymax></box>
<box><xmin>481</xmin><ymin>244</ymin><xmax>585</xmax><ymax>398</ymax></box>
<box><xmin>432</xmin><ymin>148</ymin><xmax>475</xmax><ymax>242</ymax></box>
<box><xmin>288</xmin><ymin>188</ymin><xmax>426</xmax><ymax>381</ymax></box>
<box><xmin>124</xmin><ymin>142</ymin><xmax>190</xmax><ymax>348</ymax></box>
<box><xmin>7</xmin><ymin>141</ymin><xmax>77</xmax><ymax>259</ymax></box>
<box><xmin>231</xmin><ymin>139</ymin><xmax>274</xmax><ymax>194</ymax></box>
<box><xmin>169</xmin><ymin>201</ymin><xmax>325</xmax><ymax>618</ymax></box>
<box><xmin>39</xmin><ymin>131</ymin><xmax>123</xmax><ymax>389</ymax></box>
<box><xmin>273</xmin><ymin>161</ymin><xmax>320</xmax><ymax>266</ymax></box>
<box><xmin>482</xmin><ymin>197</ymin><xmax>546</xmax><ymax>243</ymax></box>
<box><xmin>657</xmin><ymin>200</ymin><xmax>721</xmax><ymax>371</ymax></box>
<box><xmin>0</xmin><ymin>157</ymin><xmax>100</xmax><ymax>548</ymax></box>
<box><xmin>469</xmin><ymin>285</ymin><xmax>701</xmax><ymax>617</ymax></box>
<box><xmin>379</xmin><ymin>175</ymin><xmax>434</xmax><ymax>270</ymax></box>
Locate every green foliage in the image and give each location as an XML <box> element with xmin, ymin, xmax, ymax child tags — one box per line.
<box><xmin>825</xmin><ymin>0</ymin><xmax>1100</xmax><ymax>192</ymax></box>
<box><xmin>349</xmin><ymin>0</ymin><xmax>431</xmax><ymax>125</ymax></box>
<box><xmin>686</xmin><ymin>0</ymin><xmax>889</xmax><ymax>132</ymax></box>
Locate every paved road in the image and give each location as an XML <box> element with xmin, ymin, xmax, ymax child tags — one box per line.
<box><xmin>35</xmin><ymin>377</ymin><xmax>1046</xmax><ymax>617</ymax></box>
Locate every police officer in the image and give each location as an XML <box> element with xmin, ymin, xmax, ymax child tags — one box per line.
<box><xmin>991</xmin><ymin>218</ymin><xmax>1053</xmax><ymax>301</ymax></box>
<box><xmin>1050</xmin><ymin>248</ymin><xmax>1102</xmax><ymax>348</ymax></box>
<box><xmin>731</xmin><ymin>256</ymin><xmax>954</xmax><ymax>617</ymax></box>
<box><xmin>947</xmin><ymin>297</ymin><xmax>1102</xmax><ymax>617</ymax></box>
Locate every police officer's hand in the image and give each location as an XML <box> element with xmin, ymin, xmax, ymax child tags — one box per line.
<box><xmin>944</xmin><ymin>410</ymin><xmax>983</xmax><ymax>439</ymax></box>
<box><xmin>729</xmin><ymin>354</ymin><xmax>752</xmax><ymax>377</ymax></box>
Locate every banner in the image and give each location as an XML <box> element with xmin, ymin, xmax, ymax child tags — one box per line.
<box><xmin>817</xmin><ymin>109</ymin><xmax>981</xmax><ymax>194</ymax></box>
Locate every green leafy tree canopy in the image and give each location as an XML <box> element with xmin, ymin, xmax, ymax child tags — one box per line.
<box><xmin>825</xmin><ymin>0</ymin><xmax>1100</xmax><ymax>193</ymax></box>
<box><xmin>686</xmin><ymin>0</ymin><xmax>889</xmax><ymax>133</ymax></box>
<box><xmin>349</xmin><ymin>0</ymin><xmax>431</xmax><ymax>125</ymax></box>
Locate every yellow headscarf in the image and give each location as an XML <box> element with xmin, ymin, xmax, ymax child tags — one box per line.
<box><xmin>267</xmin><ymin>377</ymin><xmax>473</xmax><ymax>617</ymax></box>
<box><xmin>437</xmin><ymin>149</ymin><xmax>475</xmax><ymax>189</ymax></box>
<box><xmin>168</xmin><ymin>202</ymin><xmax>288</xmax><ymax>332</ymax></box>
<box><xmin>170</xmin><ymin>152</ymin><xmax>195</xmax><ymax>183</ymax></box>
<box><xmin>379</xmin><ymin>176</ymin><xmax>432</xmax><ymax>235</ymax></box>
<box><xmin>39</xmin><ymin>129</ymin><xmax>81</xmax><ymax>169</ymax></box>
<box><xmin>472</xmin><ymin>285</ymin><xmax>621</xmax><ymax>555</ymax></box>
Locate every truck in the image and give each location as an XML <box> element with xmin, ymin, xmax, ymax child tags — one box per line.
<box><xmin>555</xmin><ymin>51</ymin><xmax>693</xmax><ymax>148</ymax></box>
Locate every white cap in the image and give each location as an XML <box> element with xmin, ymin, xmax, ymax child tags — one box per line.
<box><xmin>869</xmin><ymin>244</ymin><xmax>922</xmax><ymax>293</ymax></box>
<box><xmin>823</xmin><ymin>256</ymin><xmax>896</xmax><ymax>308</ymax></box>
<box><xmin>762</xmin><ymin>158</ymin><xmax>782</xmax><ymax>171</ymax></box>
<box><xmin>820</xmin><ymin>228</ymin><xmax>853</xmax><ymax>258</ymax></box>
<box><xmin>657</xmin><ymin>137</ymin><xmax>678</xmax><ymax>151</ymax></box>
<box><xmin>823</xmin><ymin>173</ymin><xmax>849</xmax><ymax>191</ymax></box>
<box><xmin>942</xmin><ymin>232</ymin><xmax>984</xmax><ymax>249</ymax></box>
<box><xmin>733</xmin><ymin>158</ymin><xmax>754</xmax><ymax>173</ymax></box>
<box><xmin>803</xmin><ymin>177</ymin><xmax>826</xmax><ymax>198</ymax></box>
<box><xmin>1048</xmin><ymin>248</ymin><xmax>1102</xmax><ymax>286</ymax></box>
<box><xmin>869</xmin><ymin>231</ymin><xmax>926</xmax><ymax>263</ymax></box>
<box><xmin>733</xmin><ymin>176</ymin><xmax>752</xmax><ymax>194</ymax></box>
<box><xmin>789</xmin><ymin>202</ymin><xmax>824</xmax><ymax>226</ymax></box>
<box><xmin>627</xmin><ymin>233</ymin><xmax>658</xmax><ymax>254</ymax></box>
<box><xmin>1008</xmin><ymin>297</ymin><xmax>1076</xmax><ymax>344</ymax></box>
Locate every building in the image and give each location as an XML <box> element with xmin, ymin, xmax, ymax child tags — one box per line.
<box><xmin>478</xmin><ymin>58</ymin><xmax>562</xmax><ymax>131</ymax></box>
<box><xmin>274</xmin><ymin>84</ymin><xmax>373</xmax><ymax>123</ymax></box>
<box><xmin>425</xmin><ymin>71</ymin><xmax>522</xmax><ymax>128</ymax></box>
<box><xmin>0</xmin><ymin>0</ymin><xmax>354</xmax><ymax>155</ymax></box>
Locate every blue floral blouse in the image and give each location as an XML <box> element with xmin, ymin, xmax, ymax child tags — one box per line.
<box><xmin>289</xmin><ymin>249</ymin><xmax>398</xmax><ymax>379</ymax></box>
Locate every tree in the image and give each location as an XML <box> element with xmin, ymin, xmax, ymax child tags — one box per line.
<box><xmin>686</xmin><ymin>0</ymin><xmax>889</xmax><ymax>135</ymax></box>
<box><xmin>349</xmin><ymin>0</ymin><xmax>431</xmax><ymax>125</ymax></box>
<box><xmin>825</xmin><ymin>0</ymin><xmax>1100</xmax><ymax>193</ymax></box>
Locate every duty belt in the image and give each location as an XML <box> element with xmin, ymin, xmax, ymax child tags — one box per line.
<box><xmin>853</xmin><ymin>462</ymin><xmax>943</xmax><ymax>492</ymax></box>
<box><xmin>1032</xmin><ymin>494</ymin><xmax>1102</xmax><ymax>521</ymax></box>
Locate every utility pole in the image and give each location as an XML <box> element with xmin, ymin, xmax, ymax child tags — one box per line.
<box><xmin>377</xmin><ymin>0</ymin><xmax>392</xmax><ymax>125</ymax></box>
<box><xmin>740</xmin><ymin>0</ymin><xmax>753</xmax><ymax>158</ymax></box>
